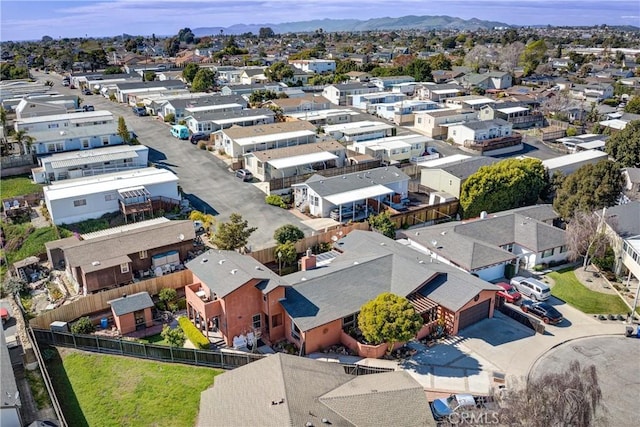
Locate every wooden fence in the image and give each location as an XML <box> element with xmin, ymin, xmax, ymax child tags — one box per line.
<box><xmin>388</xmin><ymin>200</ymin><xmax>459</xmax><ymax>229</ymax></box>
<box><xmin>29</xmin><ymin>270</ymin><xmax>193</xmax><ymax>329</ymax></box>
<box><xmin>268</xmin><ymin>160</ymin><xmax>382</xmax><ymax>191</ymax></box>
<box><xmin>249</xmin><ymin>222</ymin><xmax>370</xmax><ymax>265</ymax></box>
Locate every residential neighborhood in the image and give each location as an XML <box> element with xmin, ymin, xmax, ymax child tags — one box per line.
<box><xmin>1</xmin><ymin>7</ymin><xmax>640</xmax><ymax>427</ymax></box>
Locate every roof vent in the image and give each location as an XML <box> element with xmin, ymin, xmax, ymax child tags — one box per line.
<box><xmin>301</xmin><ymin>277</ymin><xmax>307</xmax><ymax>281</ymax></box>
<box><xmin>201</xmin><ymin>258</ymin><xmax>208</xmax><ymax>264</ymax></box>
<box><xmin>441</xmin><ymin>231</ymin><xmax>447</xmax><ymax>235</ymax></box>
<box><xmin>219</xmin><ymin>259</ymin><xmax>226</xmax><ymax>265</ymax></box>
<box><xmin>91</xmin><ymin>261</ymin><xmax>100</xmax><ymax>266</ymax></box>
<box><xmin>418</xmin><ymin>260</ymin><xmax>425</xmax><ymax>264</ymax></box>
<box><xmin>230</xmin><ymin>269</ymin><xmax>238</xmax><ymax>275</ymax></box>
<box><xmin>342</xmin><ymin>175</ymin><xmax>346</xmax><ymax>179</ymax></box>
<box><xmin>480</xmin><ymin>211</ymin><xmax>488</xmax><ymax>219</ymax></box>
<box><xmin>380</xmin><ymin>242</ymin><xmax>385</xmax><ymax>246</ymax></box>
<box><xmin>431</xmin><ymin>240</ymin><xmax>437</xmax><ymax>246</ymax></box>
<box><xmin>255</xmin><ymin>266</ymin><xmax>262</xmax><ymax>270</ymax></box>
<box><xmin>322</xmin><ymin>419</ymin><xmax>331</xmax><ymax>425</ymax></box>
<box><xmin>353</xmin><ymin>261</ymin><xmax>359</xmax><ymax>265</ymax></box>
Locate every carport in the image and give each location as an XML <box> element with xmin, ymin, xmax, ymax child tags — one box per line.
<box><xmin>325</xmin><ymin>184</ymin><xmax>393</xmax><ymax>223</ymax></box>
<box><xmin>268</xmin><ymin>151</ymin><xmax>338</xmax><ymax>179</ymax></box>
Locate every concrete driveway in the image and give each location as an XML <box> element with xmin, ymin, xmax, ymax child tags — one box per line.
<box><xmin>34</xmin><ymin>71</ymin><xmax>313</xmax><ymax>250</ymax></box>
<box><xmin>531</xmin><ymin>335</ymin><xmax>640</xmax><ymax>427</ymax></box>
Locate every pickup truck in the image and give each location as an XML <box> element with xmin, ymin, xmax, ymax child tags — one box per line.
<box><xmin>431</xmin><ymin>394</ymin><xmax>498</xmax><ymax>421</ymax></box>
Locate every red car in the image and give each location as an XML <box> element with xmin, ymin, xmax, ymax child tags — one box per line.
<box><xmin>496</xmin><ymin>282</ymin><xmax>521</xmax><ymax>303</ymax></box>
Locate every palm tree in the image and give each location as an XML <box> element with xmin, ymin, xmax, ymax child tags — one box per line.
<box><xmin>13</xmin><ymin>129</ymin><xmax>36</xmax><ymax>155</ymax></box>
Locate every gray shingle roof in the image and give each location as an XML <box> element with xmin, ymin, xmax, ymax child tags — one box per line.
<box><xmin>62</xmin><ymin>220</ymin><xmax>196</xmax><ymax>269</ymax></box>
<box><xmin>197</xmin><ymin>353</ymin><xmax>434</xmax><ymax>427</ymax></box>
<box><xmin>304</xmin><ymin>166</ymin><xmax>410</xmax><ymax>197</ymax></box>
<box><xmin>461</xmin><ymin>118</ymin><xmax>510</xmax><ymax>131</ymax></box>
<box><xmin>109</xmin><ymin>291</ymin><xmax>154</xmax><ymax>316</ymax></box>
<box><xmin>186</xmin><ymin>249</ymin><xmax>286</xmax><ymax>298</ymax></box>
<box><xmin>282</xmin><ymin>231</ymin><xmax>496</xmax><ymax>331</ymax></box>
<box><xmin>403</xmin><ymin>209</ymin><xmax>567</xmax><ymax>271</ymax></box>
<box><xmin>602</xmin><ymin>202</ymin><xmax>640</xmax><ymax>238</ymax></box>
<box><xmin>440</xmin><ymin>157</ymin><xmax>498</xmax><ymax>180</ymax></box>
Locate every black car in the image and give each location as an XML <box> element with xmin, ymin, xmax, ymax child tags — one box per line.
<box><xmin>190</xmin><ymin>132</ymin><xmax>209</xmax><ymax>144</ymax></box>
<box><xmin>521</xmin><ymin>300</ymin><xmax>563</xmax><ymax>324</ymax></box>
<box><xmin>132</xmin><ymin>106</ymin><xmax>148</xmax><ymax>116</ymax></box>
<box><xmin>82</xmin><ymin>88</ymin><xmax>93</xmax><ymax>95</ymax></box>
<box><xmin>82</xmin><ymin>105</ymin><xmax>95</xmax><ymax>112</ymax></box>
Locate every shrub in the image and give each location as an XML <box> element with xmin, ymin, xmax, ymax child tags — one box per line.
<box><xmin>71</xmin><ymin>316</ymin><xmax>95</xmax><ymax>334</ymax></box>
<box><xmin>198</xmin><ymin>141</ymin><xmax>207</xmax><ymax>150</ymax></box>
<box><xmin>158</xmin><ymin>288</ymin><xmax>177</xmax><ymax>310</ymax></box>
<box><xmin>161</xmin><ymin>325</ymin><xmax>186</xmax><ymax>347</ymax></box>
<box><xmin>566</xmin><ymin>127</ymin><xmax>577</xmax><ymax>137</ymax></box>
<box><xmin>265</xmin><ymin>194</ymin><xmax>287</xmax><ymax>208</ymax></box>
<box><xmin>176</xmin><ymin>298</ymin><xmax>187</xmax><ymax>310</ymax></box>
<box><xmin>178</xmin><ymin>317</ymin><xmax>210</xmax><ymax>349</ymax></box>
<box><xmin>164</xmin><ymin>113</ymin><xmax>175</xmax><ymax>123</ymax></box>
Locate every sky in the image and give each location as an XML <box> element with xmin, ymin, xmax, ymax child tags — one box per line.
<box><xmin>1</xmin><ymin>0</ymin><xmax>639</xmax><ymax>41</ymax></box>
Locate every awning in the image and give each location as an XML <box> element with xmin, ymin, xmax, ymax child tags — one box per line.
<box><xmin>50</xmin><ymin>151</ymin><xmax>139</xmax><ymax>169</ymax></box>
<box><xmin>325</xmin><ymin>184</ymin><xmax>393</xmax><ymax>206</ymax></box>
<box><xmin>268</xmin><ymin>152</ymin><xmax>338</xmax><ymax>169</ymax></box>
<box><xmin>407</xmin><ymin>293</ymin><xmax>439</xmax><ymax>314</ymax></box>
<box><xmin>118</xmin><ymin>186</ymin><xmax>150</xmax><ymax>199</ymax></box>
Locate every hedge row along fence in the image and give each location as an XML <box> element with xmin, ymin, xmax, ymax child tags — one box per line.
<box><xmin>178</xmin><ymin>316</ymin><xmax>210</xmax><ymax>349</ymax></box>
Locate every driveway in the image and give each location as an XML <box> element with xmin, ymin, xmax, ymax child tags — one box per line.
<box><xmin>33</xmin><ymin>71</ymin><xmax>313</xmax><ymax>250</ymax></box>
<box><xmin>531</xmin><ymin>335</ymin><xmax>640</xmax><ymax>427</ymax></box>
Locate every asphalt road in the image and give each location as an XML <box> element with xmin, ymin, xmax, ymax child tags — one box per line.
<box><xmin>34</xmin><ymin>71</ymin><xmax>313</xmax><ymax>250</ymax></box>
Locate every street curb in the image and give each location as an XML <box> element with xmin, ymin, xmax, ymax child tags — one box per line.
<box><xmin>526</xmin><ymin>333</ymin><xmax>627</xmax><ymax>382</ymax></box>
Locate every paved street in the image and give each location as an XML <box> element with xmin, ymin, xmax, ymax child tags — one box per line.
<box><xmin>531</xmin><ymin>335</ymin><xmax>640</xmax><ymax>427</ymax></box>
<box><xmin>34</xmin><ymin>71</ymin><xmax>313</xmax><ymax>249</ymax></box>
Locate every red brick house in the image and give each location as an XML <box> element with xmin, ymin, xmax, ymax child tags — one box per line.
<box><xmin>185</xmin><ymin>231</ymin><xmax>499</xmax><ymax>357</ymax></box>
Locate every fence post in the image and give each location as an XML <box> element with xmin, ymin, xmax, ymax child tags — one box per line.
<box><xmin>143</xmin><ymin>343</ymin><xmax>148</xmax><ymax>359</ymax></box>
<box><xmin>119</xmin><ymin>338</ymin><xmax>123</xmax><ymax>355</ymax></box>
<box><xmin>170</xmin><ymin>345</ymin><xmax>174</xmax><ymax>362</ymax></box>
<box><xmin>194</xmin><ymin>349</ymin><xmax>198</xmax><ymax>366</ymax></box>
<box><xmin>220</xmin><ymin>351</ymin><xmax>224</xmax><ymax>368</ymax></box>
<box><xmin>72</xmin><ymin>332</ymin><xmax>76</xmax><ymax>348</ymax></box>
<box><xmin>95</xmin><ymin>335</ymin><xmax>99</xmax><ymax>350</ymax></box>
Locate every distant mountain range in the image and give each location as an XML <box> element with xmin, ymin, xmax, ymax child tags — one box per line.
<box><xmin>192</xmin><ymin>15</ymin><xmax>511</xmax><ymax>36</ymax></box>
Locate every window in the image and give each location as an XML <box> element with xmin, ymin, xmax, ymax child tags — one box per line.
<box><xmin>73</xmin><ymin>199</ymin><xmax>87</xmax><ymax>207</ymax></box>
<box><xmin>139</xmin><ymin>250</ymin><xmax>148</xmax><ymax>259</ymax></box>
<box><xmin>502</xmin><ymin>243</ymin><xmax>514</xmax><ymax>252</ymax></box>
<box><xmin>342</xmin><ymin>313</ymin><xmax>357</xmax><ymax>328</ymax></box>
<box><xmin>48</xmin><ymin>123</ymin><xmax>59</xmax><ymax>129</ymax></box>
<box><xmin>82</xmin><ymin>139</ymin><xmax>89</xmax><ymax>149</ymax></box>
<box><xmin>104</xmin><ymin>194</ymin><xmax>116</xmax><ymax>201</ymax></box>
<box><xmin>252</xmin><ymin>314</ymin><xmax>261</xmax><ymax>330</ymax></box>
<box><xmin>102</xmin><ymin>137</ymin><xmax>109</xmax><ymax>146</ymax></box>
<box><xmin>291</xmin><ymin>320</ymin><xmax>301</xmax><ymax>340</ymax></box>
<box><xmin>542</xmin><ymin>249</ymin><xmax>554</xmax><ymax>258</ymax></box>
<box><xmin>560</xmin><ymin>245</ymin><xmax>568</xmax><ymax>253</ymax></box>
<box><xmin>272</xmin><ymin>313</ymin><xmax>283</xmax><ymax>328</ymax></box>
<box><xmin>120</xmin><ymin>263</ymin><xmax>130</xmax><ymax>273</ymax></box>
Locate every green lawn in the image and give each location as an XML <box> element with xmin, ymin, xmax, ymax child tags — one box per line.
<box><xmin>548</xmin><ymin>269</ymin><xmax>630</xmax><ymax>314</ymax></box>
<box><xmin>137</xmin><ymin>333</ymin><xmax>170</xmax><ymax>346</ymax></box>
<box><xmin>1</xmin><ymin>175</ymin><xmax>43</xmax><ymax>199</ymax></box>
<box><xmin>47</xmin><ymin>348</ymin><xmax>221</xmax><ymax>427</ymax></box>
<box><xmin>2</xmin><ymin>223</ymin><xmax>70</xmax><ymax>264</ymax></box>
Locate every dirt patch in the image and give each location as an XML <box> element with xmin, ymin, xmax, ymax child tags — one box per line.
<box><xmin>571</xmin><ymin>266</ymin><xmax>618</xmax><ymax>295</ymax></box>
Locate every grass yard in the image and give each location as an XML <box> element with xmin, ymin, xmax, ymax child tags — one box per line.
<box><xmin>2</xmin><ymin>223</ymin><xmax>70</xmax><ymax>265</ymax></box>
<box><xmin>1</xmin><ymin>175</ymin><xmax>43</xmax><ymax>199</ymax></box>
<box><xmin>548</xmin><ymin>269</ymin><xmax>630</xmax><ymax>314</ymax></box>
<box><xmin>137</xmin><ymin>333</ymin><xmax>170</xmax><ymax>346</ymax></box>
<box><xmin>47</xmin><ymin>348</ymin><xmax>220</xmax><ymax>427</ymax></box>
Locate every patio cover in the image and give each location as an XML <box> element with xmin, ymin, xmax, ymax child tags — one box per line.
<box><xmin>268</xmin><ymin>152</ymin><xmax>338</xmax><ymax>169</ymax></box>
<box><xmin>325</xmin><ymin>184</ymin><xmax>393</xmax><ymax>206</ymax></box>
<box><xmin>117</xmin><ymin>186</ymin><xmax>150</xmax><ymax>199</ymax></box>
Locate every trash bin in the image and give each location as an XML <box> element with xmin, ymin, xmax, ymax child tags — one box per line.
<box><xmin>100</xmin><ymin>318</ymin><xmax>108</xmax><ymax>329</ymax></box>
<box><xmin>626</xmin><ymin>326</ymin><xmax>634</xmax><ymax>337</ymax></box>
<box><xmin>637</xmin><ymin>327</ymin><xmax>640</xmax><ymax>339</ymax></box>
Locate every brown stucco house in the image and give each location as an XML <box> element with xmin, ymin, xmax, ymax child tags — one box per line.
<box><xmin>185</xmin><ymin>230</ymin><xmax>499</xmax><ymax>357</ymax></box>
<box><xmin>108</xmin><ymin>291</ymin><xmax>155</xmax><ymax>334</ymax></box>
<box><xmin>46</xmin><ymin>218</ymin><xmax>196</xmax><ymax>294</ymax></box>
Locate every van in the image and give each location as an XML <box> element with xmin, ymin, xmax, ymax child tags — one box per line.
<box><xmin>170</xmin><ymin>125</ymin><xmax>189</xmax><ymax>140</ymax></box>
<box><xmin>510</xmin><ymin>276</ymin><xmax>551</xmax><ymax>301</ymax></box>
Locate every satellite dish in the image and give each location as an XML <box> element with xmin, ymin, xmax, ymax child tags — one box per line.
<box><xmin>178</xmin><ymin>233</ymin><xmax>185</xmax><ymax>241</ymax></box>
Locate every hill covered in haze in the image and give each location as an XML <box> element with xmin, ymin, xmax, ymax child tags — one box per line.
<box><xmin>193</xmin><ymin>15</ymin><xmax>511</xmax><ymax>36</ymax></box>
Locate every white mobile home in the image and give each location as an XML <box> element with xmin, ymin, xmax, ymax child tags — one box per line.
<box><xmin>542</xmin><ymin>150</ymin><xmax>609</xmax><ymax>177</ymax></box>
<box><xmin>44</xmin><ymin>167</ymin><xmax>179</xmax><ymax>225</ymax></box>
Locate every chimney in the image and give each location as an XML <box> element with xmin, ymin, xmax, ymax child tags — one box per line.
<box><xmin>300</xmin><ymin>250</ymin><xmax>316</xmax><ymax>271</ymax></box>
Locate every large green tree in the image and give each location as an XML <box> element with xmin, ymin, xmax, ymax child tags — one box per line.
<box><xmin>191</xmin><ymin>68</ymin><xmax>216</xmax><ymax>92</ymax></box>
<box><xmin>274</xmin><ymin>224</ymin><xmax>304</xmax><ymax>245</ymax></box>
<box><xmin>264</xmin><ymin>62</ymin><xmax>294</xmax><ymax>82</ymax></box>
<box><xmin>358</xmin><ymin>293</ymin><xmax>423</xmax><ymax>353</ymax></box>
<box><xmin>553</xmin><ymin>160</ymin><xmax>624</xmax><ymax>220</ymax></box>
<box><xmin>182</xmin><ymin>63</ymin><xmax>200</xmax><ymax>83</ymax></box>
<box><xmin>368</xmin><ymin>211</ymin><xmax>397</xmax><ymax>239</ymax></box>
<box><xmin>605</xmin><ymin>120</ymin><xmax>640</xmax><ymax>167</ymax></box>
<box><xmin>404</xmin><ymin>58</ymin><xmax>432</xmax><ymax>82</ymax></box>
<box><xmin>520</xmin><ymin>39</ymin><xmax>548</xmax><ymax>76</ymax></box>
<box><xmin>117</xmin><ymin>116</ymin><xmax>131</xmax><ymax>144</ymax></box>
<box><xmin>460</xmin><ymin>158</ymin><xmax>548</xmax><ymax>219</ymax></box>
<box><xmin>13</xmin><ymin>129</ymin><xmax>36</xmax><ymax>155</ymax></box>
<box><xmin>211</xmin><ymin>213</ymin><xmax>257</xmax><ymax>251</ymax></box>
<box><xmin>624</xmin><ymin>96</ymin><xmax>640</xmax><ymax>114</ymax></box>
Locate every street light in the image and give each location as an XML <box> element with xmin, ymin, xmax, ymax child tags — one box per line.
<box><xmin>277</xmin><ymin>251</ymin><xmax>282</xmax><ymax>276</ymax></box>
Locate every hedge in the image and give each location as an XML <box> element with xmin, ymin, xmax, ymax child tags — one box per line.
<box><xmin>178</xmin><ymin>317</ymin><xmax>210</xmax><ymax>349</ymax></box>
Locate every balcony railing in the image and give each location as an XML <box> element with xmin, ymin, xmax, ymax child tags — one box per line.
<box><xmin>463</xmin><ymin>134</ymin><xmax>523</xmax><ymax>153</ymax></box>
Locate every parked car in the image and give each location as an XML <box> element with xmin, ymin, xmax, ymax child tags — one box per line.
<box><xmin>82</xmin><ymin>105</ymin><xmax>95</xmax><ymax>112</ymax></box>
<box><xmin>235</xmin><ymin>169</ymin><xmax>253</xmax><ymax>182</ymax></box>
<box><xmin>510</xmin><ymin>277</ymin><xmax>551</xmax><ymax>301</ymax></box>
<box><xmin>190</xmin><ymin>132</ymin><xmax>209</xmax><ymax>144</ymax></box>
<box><xmin>1</xmin><ymin>307</ymin><xmax>10</xmax><ymax>324</ymax></box>
<box><xmin>82</xmin><ymin>88</ymin><xmax>93</xmax><ymax>95</ymax></box>
<box><xmin>170</xmin><ymin>124</ymin><xmax>189</xmax><ymax>140</ymax></box>
<box><xmin>132</xmin><ymin>106</ymin><xmax>148</xmax><ymax>116</ymax></box>
<box><xmin>496</xmin><ymin>282</ymin><xmax>521</xmax><ymax>304</ymax></box>
<box><xmin>520</xmin><ymin>300</ymin><xmax>563</xmax><ymax>324</ymax></box>
<box><xmin>431</xmin><ymin>394</ymin><xmax>477</xmax><ymax>420</ymax></box>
